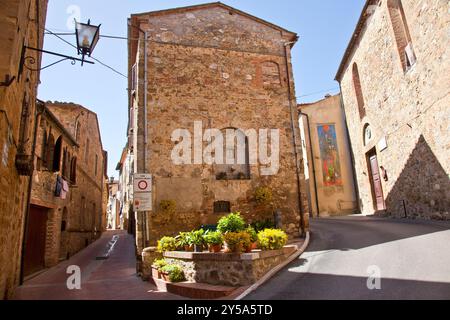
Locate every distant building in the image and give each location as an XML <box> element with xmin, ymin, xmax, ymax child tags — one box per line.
<box><xmin>107</xmin><ymin>179</ymin><xmax>120</xmax><ymax>230</ymax></box>
<box><xmin>116</xmin><ymin>145</ymin><xmax>135</xmax><ymax>236</ymax></box>
<box><xmin>336</xmin><ymin>0</ymin><xmax>449</xmax><ymax>218</ymax></box>
<box><xmin>128</xmin><ymin>2</ymin><xmax>309</xmax><ymax>252</ymax></box>
<box><xmin>299</xmin><ymin>94</ymin><xmax>358</xmax><ymax>217</ymax></box>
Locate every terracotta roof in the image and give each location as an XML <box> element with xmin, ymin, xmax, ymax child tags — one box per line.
<box><xmin>335</xmin><ymin>0</ymin><xmax>377</xmax><ymax>81</ymax></box>
<box><xmin>131</xmin><ymin>2</ymin><xmax>297</xmax><ymax>40</ymax></box>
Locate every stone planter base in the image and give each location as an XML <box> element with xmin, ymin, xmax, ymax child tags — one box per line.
<box><xmin>163</xmin><ymin>245</ymin><xmax>296</xmax><ymax>287</ymax></box>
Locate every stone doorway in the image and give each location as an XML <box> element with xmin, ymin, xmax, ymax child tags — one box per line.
<box><xmin>366</xmin><ymin>149</ymin><xmax>385</xmax><ymax>211</ymax></box>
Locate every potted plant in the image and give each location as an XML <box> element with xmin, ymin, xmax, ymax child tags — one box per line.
<box><xmin>160</xmin><ymin>264</ymin><xmax>185</xmax><ymax>283</ymax></box>
<box><xmin>217</xmin><ymin>212</ymin><xmax>246</xmax><ymax>234</ymax></box>
<box><xmin>245</xmin><ymin>226</ymin><xmax>258</xmax><ymax>252</ymax></box>
<box><xmin>191</xmin><ymin>229</ymin><xmax>205</xmax><ymax>252</ymax></box>
<box><xmin>223</xmin><ymin>231</ymin><xmax>251</xmax><ymax>253</ymax></box>
<box><xmin>176</xmin><ymin>232</ymin><xmax>193</xmax><ymax>251</ymax></box>
<box><xmin>203</xmin><ymin>231</ymin><xmax>223</xmax><ymax>253</ymax></box>
<box><xmin>151</xmin><ymin>259</ymin><xmax>167</xmax><ymax>279</ymax></box>
<box><xmin>257</xmin><ymin>229</ymin><xmax>288</xmax><ymax>251</ymax></box>
<box><xmin>156</xmin><ymin>236</ymin><xmax>178</xmax><ymax>253</ymax></box>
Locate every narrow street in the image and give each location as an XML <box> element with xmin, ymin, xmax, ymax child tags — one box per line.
<box><xmin>13</xmin><ymin>230</ymin><xmax>181</xmax><ymax>300</ymax></box>
<box><xmin>245</xmin><ymin>216</ymin><xmax>450</xmax><ymax>300</ymax></box>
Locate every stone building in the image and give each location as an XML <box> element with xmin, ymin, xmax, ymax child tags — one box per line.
<box><xmin>128</xmin><ymin>2</ymin><xmax>309</xmax><ymax>252</ymax></box>
<box><xmin>22</xmin><ymin>101</ymin><xmax>108</xmax><ymax>278</ymax></box>
<box><xmin>298</xmin><ymin>94</ymin><xmax>358</xmax><ymax>217</ymax></box>
<box><xmin>106</xmin><ymin>179</ymin><xmax>120</xmax><ymax>230</ymax></box>
<box><xmin>116</xmin><ymin>144</ymin><xmax>136</xmax><ymax>235</ymax></box>
<box><xmin>336</xmin><ymin>0</ymin><xmax>449</xmax><ymax>218</ymax></box>
<box><xmin>0</xmin><ymin>0</ymin><xmax>48</xmax><ymax>299</ymax></box>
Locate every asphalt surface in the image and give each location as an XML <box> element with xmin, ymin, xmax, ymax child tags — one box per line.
<box><xmin>245</xmin><ymin>216</ymin><xmax>450</xmax><ymax>300</ymax></box>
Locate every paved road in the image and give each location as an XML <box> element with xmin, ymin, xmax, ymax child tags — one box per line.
<box><xmin>13</xmin><ymin>230</ymin><xmax>182</xmax><ymax>300</ymax></box>
<box><xmin>245</xmin><ymin>216</ymin><xmax>450</xmax><ymax>300</ymax></box>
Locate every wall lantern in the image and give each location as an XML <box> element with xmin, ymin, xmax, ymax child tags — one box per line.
<box><xmin>75</xmin><ymin>19</ymin><xmax>101</xmax><ymax>65</ymax></box>
<box><xmin>18</xmin><ymin>19</ymin><xmax>100</xmax><ymax>76</ymax></box>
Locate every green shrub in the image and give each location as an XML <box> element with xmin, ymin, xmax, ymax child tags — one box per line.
<box><xmin>203</xmin><ymin>231</ymin><xmax>223</xmax><ymax>245</ymax></box>
<box><xmin>257</xmin><ymin>229</ymin><xmax>288</xmax><ymax>250</ymax></box>
<box><xmin>217</xmin><ymin>212</ymin><xmax>246</xmax><ymax>233</ymax></box>
<box><xmin>160</xmin><ymin>200</ymin><xmax>176</xmax><ymax>214</ymax></box>
<box><xmin>251</xmin><ymin>219</ymin><xmax>276</xmax><ymax>232</ymax></box>
<box><xmin>191</xmin><ymin>229</ymin><xmax>205</xmax><ymax>246</ymax></box>
<box><xmin>246</xmin><ymin>226</ymin><xmax>258</xmax><ymax>243</ymax></box>
<box><xmin>152</xmin><ymin>259</ymin><xmax>168</xmax><ymax>271</ymax></box>
<box><xmin>157</xmin><ymin>236</ymin><xmax>178</xmax><ymax>253</ymax></box>
<box><xmin>176</xmin><ymin>232</ymin><xmax>193</xmax><ymax>248</ymax></box>
<box><xmin>161</xmin><ymin>264</ymin><xmax>185</xmax><ymax>282</ymax></box>
<box><xmin>223</xmin><ymin>231</ymin><xmax>251</xmax><ymax>253</ymax></box>
<box><xmin>255</xmin><ymin>187</ymin><xmax>273</xmax><ymax>205</ymax></box>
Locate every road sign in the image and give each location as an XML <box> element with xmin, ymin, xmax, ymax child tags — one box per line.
<box><xmin>134</xmin><ymin>192</ymin><xmax>152</xmax><ymax>211</ymax></box>
<box><xmin>134</xmin><ymin>174</ymin><xmax>152</xmax><ymax>193</ymax></box>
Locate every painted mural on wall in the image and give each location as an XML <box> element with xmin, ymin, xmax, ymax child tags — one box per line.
<box><xmin>317</xmin><ymin>124</ymin><xmax>342</xmax><ymax>186</ymax></box>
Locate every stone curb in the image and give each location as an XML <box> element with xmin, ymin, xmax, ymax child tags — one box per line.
<box><xmin>233</xmin><ymin>231</ymin><xmax>310</xmax><ymax>300</ymax></box>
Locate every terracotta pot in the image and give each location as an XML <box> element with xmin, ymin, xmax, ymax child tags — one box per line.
<box><xmin>161</xmin><ymin>272</ymin><xmax>171</xmax><ymax>282</ymax></box>
<box><xmin>252</xmin><ymin>242</ymin><xmax>258</xmax><ymax>250</ymax></box>
<box><xmin>184</xmin><ymin>245</ymin><xmax>194</xmax><ymax>252</ymax></box>
<box><xmin>194</xmin><ymin>244</ymin><xmax>204</xmax><ymax>252</ymax></box>
<box><xmin>225</xmin><ymin>242</ymin><xmax>243</xmax><ymax>253</ymax></box>
<box><xmin>208</xmin><ymin>244</ymin><xmax>222</xmax><ymax>253</ymax></box>
<box><xmin>151</xmin><ymin>267</ymin><xmax>161</xmax><ymax>279</ymax></box>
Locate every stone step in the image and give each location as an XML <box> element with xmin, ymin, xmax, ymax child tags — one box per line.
<box><xmin>152</xmin><ymin>278</ymin><xmax>238</xmax><ymax>299</ymax></box>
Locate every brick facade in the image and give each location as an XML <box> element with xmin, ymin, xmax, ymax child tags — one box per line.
<box><xmin>128</xmin><ymin>3</ymin><xmax>309</xmax><ymax>252</ymax></box>
<box><xmin>336</xmin><ymin>0</ymin><xmax>449</xmax><ymax>218</ymax></box>
<box><xmin>0</xmin><ymin>0</ymin><xmax>48</xmax><ymax>299</ymax></box>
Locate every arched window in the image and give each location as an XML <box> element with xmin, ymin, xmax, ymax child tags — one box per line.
<box><xmin>61</xmin><ymin>149</ymin><xmax>68</xmax><ymax>178</ymax></box>
<box><xmin>387</xmin><ymin>0</ymin><xmax>416</xmax><ymax>71</ymax></box>
<box><xmin>352</xmin><ymin>63</ymin><xmax>365</xmax><ymax>120</ymax></box>
<box><xmin>53</xmin><ymin>136</ymin><xmax>62</xmax><ymax>172</ymax></box>
<box><xmin>261</xmin><ymin>61</ymin><xmax>281</xmax><ymax>87</ymax></box>
<box><xmin>45</xmin><ymin>133</ymin><xmax>55</xmax><ymax>171</ymax></box>
<box><xmin>75</xmin><ymin>121</ymin><xmax>81</xmax><ymax>142</ymax></box>
<box><xmin>215</xmin><ymin>128</ymin><xmax>250</xmax><ymax>180</ymax></box>
<box><xmin>41</xmin><ymin>130</ymin><xmax>48</xmax><ymax>168</ymax></box>
<box><xmin>70</xmin><ymin>157</ymin><xmax>77</xmax><ymax>184</ymax></box>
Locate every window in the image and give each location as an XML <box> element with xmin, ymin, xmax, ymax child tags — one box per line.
<box><xmin>214</xmin><ymin>201</ymin><xmax>231</xmax><ymax>214</ymax></box>
<box><xmin>215</xmin><ymin>128</ymin><xmax>250</xmax><ymax>180</ymax></box>
<box><xmin>70</xmin><ymin>157</ymin><xmax>77</xmax><ymax>184</ymax></box>
<box><xmin>75</xmin><ymin>121</ymin><xmax>81</xmax><ymax>142</ymax></box>
<box><xmin>387</xmin><ymin>0</ymin><xmax>416</xmax><ymax>71</ymax></box>
<box><xmin>53</xmin><ymin>136</ymin><xmax>62</xmax><ymax>172</ymax></box>
<box><xmin>40</xmin><ymin>129</ymin><xmax>48</xmax><ymax>169</ymax></box>
<box><xmin>363</xmin><ymin>124</ymin><xmax>373</xmax><ymax>146</ymax></box>
<box><xmin>261</xmin><ymin>61</ymin><xmax>281</xmax><ymax>87</ymax></box>
<box><xmin>45</xmin><ymin>133</ymin><xmax>55</xmax><ymax>171</ymax></box>
<box><xmin>352</xmin><ymin>63</ymin><xmax>366</xmax><ymax>120</ymax></box>
<box><xmin>131</xmin><ymin>63</ymin><xmax>137</xmax><ymax>92</ymax></box>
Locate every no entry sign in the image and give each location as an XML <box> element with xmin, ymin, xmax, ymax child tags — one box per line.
<box><xmin>134</xmin><ymin>174</ymin><xmax>152</xmax><ymax>193</ymax></box>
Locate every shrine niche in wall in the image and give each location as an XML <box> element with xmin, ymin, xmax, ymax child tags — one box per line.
<box><xmin>363</xmin><ymin>123</ymin><xmax>372</xmax><ymax>146</ymax></box>
<box><xmin>317</xmin><ymin>124</ymin><xmax>342</xmax><ymax>186</ymax></box>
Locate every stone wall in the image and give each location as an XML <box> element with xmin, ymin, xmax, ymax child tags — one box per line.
<box><xmin>163</xmin><ymin>246</ymin><xmax>296</xmax><ymax>287</ymax></box>
<box><xmin>0</xmin><ymin>0</ymin><xmax>48</xmax><ymax>299</ymax></box>
<box><xmin>129</xmin><ymin>4</ymin><xmax>309</xmax><ymax>248</ymax></box>
<box><xmin>338</xmin><ymin>0</ymin><xmax>449</xmax><ymax>218</ymax></box>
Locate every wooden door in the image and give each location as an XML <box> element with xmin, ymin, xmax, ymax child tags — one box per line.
<box><xmin>368</xmin><ymin>153</ymin><xmax>385</xmax><ymax>211</ymax></box>
<box><xmin>23</xmin><ymin>206</ymin><xmax>48</xmax><ymax>277</ymax></box>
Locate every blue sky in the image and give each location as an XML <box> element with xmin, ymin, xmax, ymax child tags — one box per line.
<box><xmin>38</xmin><ymin>0</ymin><xmax>366</xmax><ymax>178</ymax></box>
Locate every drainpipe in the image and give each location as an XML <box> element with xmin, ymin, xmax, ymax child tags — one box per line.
<box><xmin>19</xmin><ymin>101</ymin><xmax>43</xmax><ymax>285</ymax></box>
<box><xmin>284</xmin><ymin>40</ymin><xmax>306</xmax><ymax>237</ymax></box>
<box><xmin>299</xmin><ymin>111</ymin><xmax>320</xmax><ymax>218</ymax></box>
<box><xmin>337</xmin><ymin>82</ymin><xmax>361</xmax><ymax>213</ymax></box>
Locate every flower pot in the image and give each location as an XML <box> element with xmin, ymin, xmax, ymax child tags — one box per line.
<box><xmin>151</xmin><ymin>267</ymin><xmax>161</xmax><ymax>279</ymax></box>
<box><xmin>208</xmin><ymin>244</ymin><xmax>222</xmax><ymax>253</ymax></box>
<box><xmin>224</xmin><ymin>242</ymin><xmax>243</xmax><ymax>253</ymax></box>
<box><xmin>194</xmin><ymin>244</ymin><xmax>204</xmax><ymax>252</ymax></box>
<box><xmin>252</xmin><ymin>242</ymin><xmax>258</xmax><ymax>250</ymax></box>
<box><xmin>161</xmin><ymin>272</ymin><xmax>171</xmax><ymax>282</ymax></box>
<box><xmin>184</xmin><ymin>245</ymin><xmax>194</xmax><ymax>252</ymax></box>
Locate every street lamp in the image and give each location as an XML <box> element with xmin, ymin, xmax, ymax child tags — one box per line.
<box><xmin>18</xmin><ymin>19</ymin><xmax>100</xmax><ymax>76</ymax></box>
<box><xmin>75</xmin><ymin>19</ymin><xmax>101</xmax><ymax>65</ymax></box>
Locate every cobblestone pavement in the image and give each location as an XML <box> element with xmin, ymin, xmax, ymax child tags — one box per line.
<box><xmin>13</xmin><ymin>230</ymin><xmax>182</xmax><ymax>300</ymax></box>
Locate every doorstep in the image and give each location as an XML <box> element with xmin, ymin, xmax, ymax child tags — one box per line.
<box><xmin>152</xmin><ymin>278</ymin><xmax>239</xmax><ymax>299</ymax></box>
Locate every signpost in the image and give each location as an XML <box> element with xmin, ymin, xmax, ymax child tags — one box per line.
<box><xmin>133</xmin><ymin>174</ymin><xmax>152</xmax><ymax>212</ymax></box>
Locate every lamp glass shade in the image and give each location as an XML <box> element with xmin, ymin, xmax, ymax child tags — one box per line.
<box><xmin>75</xmin><ymin>21</ymin><xmax>100</xmax><ymax>56</ymax></box>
